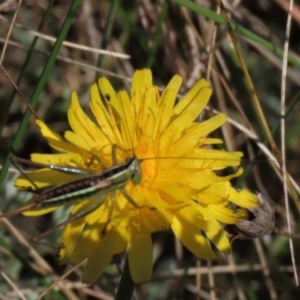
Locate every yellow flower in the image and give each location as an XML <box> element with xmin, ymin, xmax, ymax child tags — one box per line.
<box><xmin>15</xmin><ymin>69</ymin><xmax>259</xmax><ymax>283</ymax></box>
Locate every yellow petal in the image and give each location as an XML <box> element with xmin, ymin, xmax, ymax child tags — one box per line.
<box><xmin>35</xmin><ymin>120</ymin><xmax>80</xmax><ymax>153</ymax></box>
<box><xmin>171</xmin><ymin>215</ymin><xmax>217</xmax><ymax>259</ymax></box>
<box><xmin>191</xmin><ymin>149</ymin><xmax>243</xmax><ymax>169</ymax></box>
<box><xmin>227</xmin><ymin>187</ymin><xmax>260</xmax><ymax>208</ymax></box>
<box><xmin>185</xmin><ymin>114</ymin><xmax>226</xmax><ymax>139</ymax></box>
<box><xmin>131</xmin><ymin>69</ymin><xmax>152</xmax><ymax>99</ymax></box>
<box><xmin>58</xmin><ymin>219</ymin><xmax>86</xmax><ymax>265</ymax></box>
<box><xmin>90</xmin><ymin>83</ymin><xmax>117</xmax><ymax>143</ymax></box>
<box><xmin>96</xmin><ymin>77</ymin><xmax>128</xmax><ymax>147</ymax></box>
<box><xmin>68</xmin><ymin>92</ymin><xmax>107</xmax><ymax>146</ymax></box>
<box><xmin>116</xmin><ymin>90</ymin><xmax>134</xmax><ymax>148</ymax></box>
<box><xmin>15</xmin><ymin>168</ymin><xmax>76</xmax><ymax>189</ymax></box>
<box><xmin>31</xmin><ymin>153</ymin><xmax>83</xmax><ymax>168</ymax></box>
<box><xmin>68</xmin><ymin>225</ymin><xmax>98</xmax><ymax>265</ymax></box>
<box><xmin>204</xmin><ymin>204</ymin><xmax>248</xmax><ymax>224</ymax></box>
<box><xmin>82</xmin><ymin>231</ymin><xmax>119</xmax><ymax>284</ymax></box>
<box><xmin>35</xmin><ymin>119</ymin><xmax>62</xmax><ymax>141</ymax></box>
<box><xmin>173</xmin><ymin>79</ymin><xmax>210</xmax><ymax>115</ymax></box>
<box><xmin>197</xmin><ymin>219</ymin><xmax>231</xmax><ymax>253</ymax></box>
<box><xmin>22</xmin><ymin>207</ymin><xmax>58</xmax><ymax>216</ymax></box>
<box><xmin>128</xmin><ymin>233</ymin><xmax>153</xmax><ymax>283</ymax></box>
<box><xmin>156</xmin><ymin>75</ymin><xmax>182</xmax><ymax>131</ymax></box>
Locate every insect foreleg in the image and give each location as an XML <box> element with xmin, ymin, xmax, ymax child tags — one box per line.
<box><xmin>120</xmin><ymin>188</ymin><xmax>155</xmax><ymax>211</ymax></box>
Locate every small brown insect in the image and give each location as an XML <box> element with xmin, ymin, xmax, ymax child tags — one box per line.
<box><xmin>225</xmin><ymin>192</ymin><xmax>300</xmax><ymax>242</ymax></box>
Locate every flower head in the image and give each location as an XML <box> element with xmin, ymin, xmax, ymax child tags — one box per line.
<box><xmin>16</xmin><ymin>69</ymin><xmax>259</xmax><ymax>283</ymax></box>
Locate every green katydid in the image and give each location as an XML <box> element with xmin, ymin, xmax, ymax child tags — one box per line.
<box><xmin>0</xmin><ymin>153</ymin><xmax>149</xmax><ymax>244</ymax></box>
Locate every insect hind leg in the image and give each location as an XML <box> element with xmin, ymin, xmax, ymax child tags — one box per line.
<box><xmin>10</xmin><ymin>156</ymin><xmax>41</xmax><ymax>192</ymax></box>
<box><xmin>30</xmin><ymin>195</ymin><xmax>107</xmax><ymax>246</ymax></box>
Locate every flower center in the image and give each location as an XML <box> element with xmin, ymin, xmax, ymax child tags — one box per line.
<box><xmin>135</xmin><ymin>145</ymin><xmax>156</xmax><ymax>185</ymax></box>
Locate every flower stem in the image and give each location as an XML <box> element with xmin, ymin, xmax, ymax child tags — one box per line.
<box><xmin>115</xmin><ymin>255</ymin><xmax>135</xmax><ymax>300</ymax></box>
